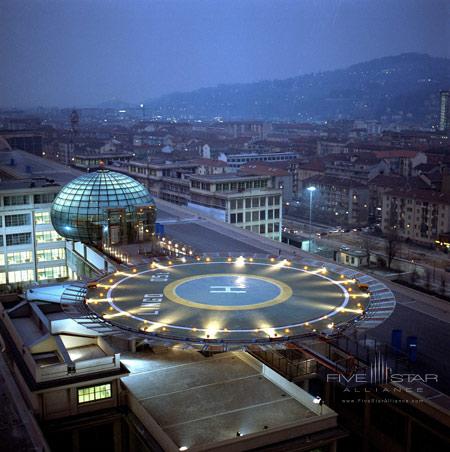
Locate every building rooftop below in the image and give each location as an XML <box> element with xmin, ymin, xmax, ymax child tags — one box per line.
<box><xmin>190</xmin><ymin>172</ymin><xmax>271</xmax><ymax>182</ymax></box>
<box><xmin>121</xmin><ymin>349</ymin><xmax>333</xmax><ymax>451</ymax></box>
<box><xmin>0</xmin><ymin>150</ymin><xmax>83</xmax><ymax>184</ymax></box>
<box><xmin>0</xmin><ymin>178</ymin><xmax>60</xmax><ymax>191</ymax></box>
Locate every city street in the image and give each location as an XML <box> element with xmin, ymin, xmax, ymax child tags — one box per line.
<box><xmin>284</xmin><ymin>214</ymin><xmax>450</xmax><ymax>289</ymax></box>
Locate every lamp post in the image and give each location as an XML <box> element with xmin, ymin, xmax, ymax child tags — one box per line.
<box><xmin>313</xmin><ymin>395</ymin><xmax>324</xmax><ymax>415</ymax></box>
<box><xmin>307</xmin><ymin>186</ymin><xmax>316</xmax><ymax>252</ymax></box>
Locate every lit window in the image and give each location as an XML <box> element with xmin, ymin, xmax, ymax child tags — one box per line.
<box><xmin>7</xmin><ymin>251</ymin><xmax>32</xmax><ymax>265</ymax></box>
<box><xmin>37</xmin><ymin>265</ymin><xmax>67</xmax><ymax>281</ymax></box>
<box><xmin>8</xmin><ymin>269</ymin><xmax>34</xmax><ymax>283</ymax></box>
<box><xmin>77</xmin><ymin>383</ymin><xmax>112</xmax><ymax>404</ymax></box>
<box><xmin>36</xmin><ymin>230</ymin><xmax>63</xmax><ymax>243</ymax></box>
<box><xmin>35</xmin><ymin>212</ymin><xmax>51</xmax><ymax>225</ymax></box>
<box><xmin>37</xmin><ymin>248</ymin><xmax>65</xmax><ymax>262</ymax></box>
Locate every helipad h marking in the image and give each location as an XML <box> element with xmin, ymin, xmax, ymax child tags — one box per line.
<box><xmin>209</xmin><ymin>286</ymin><xmax>247</xmax><ymax>294</ymax></box>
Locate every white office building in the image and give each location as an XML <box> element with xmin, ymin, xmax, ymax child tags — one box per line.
<box><xmin>189</xmin><ymin>173</ymin><xmax>283</xmax><ymax>241</ymax></box>
<box><xmin>0</xmin><ymin>179</ymin><xmax>67</xmax><ymax>289</ymax></box>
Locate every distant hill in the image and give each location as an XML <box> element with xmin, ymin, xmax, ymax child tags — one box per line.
<box><xmin>144</xmin><ymin>53</ymin><xmax>450</xmax><ymax>123</ymax></box>
<box><xmin>96</xmin><ymin>98</ymin><xmax>134</xmax><ymax>109</ymax></box>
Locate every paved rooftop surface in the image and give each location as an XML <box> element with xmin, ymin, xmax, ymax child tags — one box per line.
<box><xmin>121</xmin><ymin>350</ymin><xmax>317</xmax><ymax>450</ymax></box>
<box><xmin>164</xmin><ymin>221</ymin><xmax>265</xmax><ymax>254</ymax></box>
<box><xmin>0</xmin><ymin>150</ymin><xmax>82</xmax><ymax>184</ymax></box>
<box><xmin>89</xmin><ymin>257</ymin><xmax>370</xmax><ymax>344</ymax></box>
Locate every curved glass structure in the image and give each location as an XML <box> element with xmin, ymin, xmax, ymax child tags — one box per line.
<box><xmin>51</xmin><ymin>170</ymin><xmax>156</xmax><ymax>245</ymax></box>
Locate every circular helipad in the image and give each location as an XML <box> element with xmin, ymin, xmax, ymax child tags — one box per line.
<box><xmin>85</xmin><ymin>257</ymin><xmax>379</xmax><ymax>344</ymax></box>
<box><xmin>164</xmin><ymin>273</ymin><xmax>292</xmax><ymax>310</ymax></box>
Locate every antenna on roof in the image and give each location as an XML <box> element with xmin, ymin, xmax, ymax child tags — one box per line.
<box><xmin>69</xmin><ymin>109</ymin><xmax>79</xmax><ymax>165</ymax></box>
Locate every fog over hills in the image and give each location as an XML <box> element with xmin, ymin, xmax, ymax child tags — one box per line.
<box><xmin>138</xmin><ymin>53</ymin><xmax>450</xmax><ymax>123</ymax></box>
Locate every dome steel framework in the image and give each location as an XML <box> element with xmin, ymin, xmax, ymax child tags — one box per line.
<box><xmin>51</xmin><ymin>169</ymin><xmax>156</xmax><ymax>245</ymax></box>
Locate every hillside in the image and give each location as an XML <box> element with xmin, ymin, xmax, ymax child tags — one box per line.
<box><xmin>144</xmin><ymin>53</ymin><xmax>450</xmax><ymax>123</ymax></box>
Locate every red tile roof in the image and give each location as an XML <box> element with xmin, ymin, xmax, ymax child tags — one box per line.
<box><xmin>239</xmin><ymin>162</ymin><xmax>290</xmax><ymax>176</ymax></box>
<box><xmin>374</xmin><ymin>150</ymin><xmax>421</xmax><ymax>159</ymax></box>
<box><xmin>386</xmin><ymin>188</ymin><xmax>450</xmax><ymax>205</ymax></box>
<box><xmin>190</xmin><ymin>158</ymin><xmax>228</xmax><ymax>167</ymax></box>
<box><xmin>303</xmin><ymin>174</ymin><xmax>366</xmax><ymax>189</ymax></box>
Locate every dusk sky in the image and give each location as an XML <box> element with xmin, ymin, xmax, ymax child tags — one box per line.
<box><xmin>1</xmin><ymin>0</ymin><xmax>448</xmax><ymax>108</ymax></box>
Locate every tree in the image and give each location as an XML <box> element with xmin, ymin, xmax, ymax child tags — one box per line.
<box><xmin>385</xmin><ymin>227</ymin><xmax>401</xmax><ymax>270</ymax></box>
<box><xmin>440</xmin><ymin>275</ymin><xmax>446</xmax><ymax>296</ymax></box>
<box><xmin>361</xmin><ymin>236</ymin><xmax>373</xmax><ymax>268</ymax></box>
<box><xmin>424</xmin><ymin>267</ymin><xmax>432</xmax><ymax>290</ymax></box>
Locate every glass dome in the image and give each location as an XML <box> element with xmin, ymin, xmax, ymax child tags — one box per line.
<box><xmin>51</xmin><ymin>169</ymin><xmax>156</xmax><ymax>245</ymax></box>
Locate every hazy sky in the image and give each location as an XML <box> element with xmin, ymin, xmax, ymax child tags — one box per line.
<box><xmin>1</xmin><ymin>0</ymin><xmax>448</xmax><ymax>108</ymax></box>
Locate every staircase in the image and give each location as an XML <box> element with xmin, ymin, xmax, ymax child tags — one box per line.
<box><xmin>60</xmin><ymin>284</ymin><xmax>125</xmax><ymax>336</ymax></box>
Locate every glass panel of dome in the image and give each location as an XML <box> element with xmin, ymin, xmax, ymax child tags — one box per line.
<box><xmin>51</xmin><ymin>170</ymin><xmax>155</xmax><ymax>246</ymax></box>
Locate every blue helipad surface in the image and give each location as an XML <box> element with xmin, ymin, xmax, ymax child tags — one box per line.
<box><xmin>86</xmin><ymin>257</ymin><xmax>375</xmax><ymax>344</ymax></box>
<box><xmin>174</xmin><ymin>275</ymin><xmax>281</xmax><ymax>307</ymax></box>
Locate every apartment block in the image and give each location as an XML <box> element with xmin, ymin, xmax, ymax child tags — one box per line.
<box><xmin>302</xmin><ymin>175</ymin><xmax>370</xmax><ymax>226</ymax></box>
<box><xmin>381</xmin><ymin>188</ymin><xmax>450</xmax><ymax>244</ymax></box>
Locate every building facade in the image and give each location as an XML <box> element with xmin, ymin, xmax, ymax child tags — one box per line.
<box><xmin>0</xmin><ymin>180</ymin><xmax>67</xmax><ymax>290</ymax></box>
<box><xmin>225</xmin><ymin>151</ymin><xmax>298</xmax><ymax>170</ymax></box>
<box><xmin>381</xmin><ymin>188</ymin><xmax>450</xmax><ymax>244</ymax></box>
<box><xmin>301</xmin><ymin>175</ymin><xmax>370</xmax><ymax>226</ymax></box>
<box><xmin>189</xmin><ymin>173</ymin><xmax>283</xmax><ymax>241</ymax></box>
<box><xmin>439</xmin><ymin>90</ymin><xmax>449</xmax><ymax>132</ymax></box>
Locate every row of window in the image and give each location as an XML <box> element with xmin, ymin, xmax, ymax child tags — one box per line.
<box><xmin>3</xmin><ymin>251</ymin><xmax>32</xmax><ymax>265</ymax></box>
<box><xmin>37</xmin><ymin>248</ymin><xmax>65</xmax><ymax>262</ymax></box>
<box><xmin>1</xmin><ymin>193</ymin><xmax>56</xmax><ymax>206</ymax></box>
<box><xmin>229</xmin><ymin>196</ymin><xmax>281</xmax><ymax>210</ymax></box>
<box><xmin>5</xmin><ymin>213</ymin><xmax>31</xmax><ymax>227</ymax></box>
<box><xmin>37</xmin><ymin>266</ymin><xmax>67</xmax><ymax>281</ymax></box>
<box><xmin>0</xmin><ymin>212</ymin><xmax>51</xmax><ymax>228</ymax></box>
<box><xmin>0</xmin><ymin>265</ymin><xmax>68</xmax><ymax>284</ymax></box>
<box><xmin>36</xmin><ymin>230</ymin><xmax>63</xmax><ymax>244</ymax></box>
<box><xmin>0</xmin><ymin>248</ymin><xmax>66</xmax><ymax>266</ymax></box>
<box><xmin>243</xmin><ymin>223</ymin><xmax>280</xmax><ymax>234</ymax></box>
<box><xmin>191</xmin><ymin>179</ymin><xmax>269</xmax><ymax>192</ymax></box>
<box><xmin>0</xmin><ymin>248</ymin><xmax>66</xmax><ymax>265</ymax></box>
<box><xmin>77</xmin><ymin>383</ymin><xmax>112</xmax><ymax>404</ymax></box>
<box><xmin>386</xmin><ymin>197</ymin><xmax>442</xmax><ymax>208</ymax></box>
<box><xmin>230</xmin><ymin>209</ymin><xmax>280</xmax><ymax>224</ymax></box>
<box><xmin>6</xmin><ymin>233</ymin><xmax>31</xmax><ymax>246</ymax></box>
<box><xmin>0</xmin><ymin>230</ymin><xmax>63</xmax><ymax>247</ymax></box>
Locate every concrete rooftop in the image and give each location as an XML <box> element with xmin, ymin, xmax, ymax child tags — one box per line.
<box><xmin>121</xmin><ymin>349</ymin><xmax>323</xmax><ymax>451</ymax></box>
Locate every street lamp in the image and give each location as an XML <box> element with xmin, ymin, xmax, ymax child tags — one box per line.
<box><xmin>313</xmin><ymin>395</ymin><xmax>324</xmax><ymax>415</ymax></box>
<box><xmin>307</xmin><ymin>186</ymin><xmax>316</xmax><ymax>252</ymax></box>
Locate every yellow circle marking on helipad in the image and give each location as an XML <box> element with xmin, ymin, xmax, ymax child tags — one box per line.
<box><xmin>163</xmin><ymin>273</ymin><xmax>293</xmax><ymax>311</ymax></box>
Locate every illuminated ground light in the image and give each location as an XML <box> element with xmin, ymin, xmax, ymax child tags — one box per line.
<box><xmin>82</xmin><ymin>257</ymin><xmax>389</xmax><ymax>345</ymax></box>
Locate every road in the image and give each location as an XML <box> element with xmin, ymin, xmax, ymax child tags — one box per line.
<box><xmin>158</xmin><ymin>202</ymin><xmax>450</xmax><ymax>393</ymax></box>
<box><xmin>284</xmin><ymin>215</ymin><xmax>450</xmax><ymax>287</ymax></box>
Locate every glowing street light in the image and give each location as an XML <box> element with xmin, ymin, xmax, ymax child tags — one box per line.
<box><xmin>307</xmin><ymin>186</ymin><xmax>316</xmax><ymax>253</ymax></box>
<box><xmin>313</xmin><ymin>395</ymin><xmax>324</xmax><ymax>415</ymax></box>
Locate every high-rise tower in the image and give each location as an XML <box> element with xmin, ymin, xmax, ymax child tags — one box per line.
<box><xmin>439</xmin><ymin>90</ymin><xmax>449</xmax><ymax>132</ymax></box>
